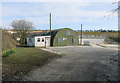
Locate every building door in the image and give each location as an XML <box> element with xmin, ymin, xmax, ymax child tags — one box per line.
<box><xmin>67</xmin><ymin>36</ymin><xmax>73</xmax><ymax>45</ymax></box>
<box><xmin>45</xmin><ymin>37</ymin><xmax>50</xmax><ymax>47</ymax></box>
<box><xmin>72</xmin><ymin>37</ymin><xmax>73</xmax><ymax>45</ymax></box>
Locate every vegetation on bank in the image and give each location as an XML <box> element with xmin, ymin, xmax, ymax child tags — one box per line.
<box><xmin>2</xmin><ymin>30</ymin><xmax>18</xmax><ymax>51</ymax></box>
<box><xmin>76</xmin><ymin>31</ymin><xmax>118</xmax><ymax>37</ymax></box>
<box><xmin>2</xmin><ymin>48</ymin><xmax>16</xmax><ymax>57</ymax></box>
<box><xmin>2</xmin><ymin>47</ymin><xmax>63</xmax><ymax>81</ymax></box>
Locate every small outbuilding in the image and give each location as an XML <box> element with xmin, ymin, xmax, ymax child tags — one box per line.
<box><xmin>27</xmin><ymin>28</ymin><xmax>79</xmax><ymax>47</ymax></box>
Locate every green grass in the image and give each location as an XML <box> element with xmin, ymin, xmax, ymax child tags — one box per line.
<box><xmin>2</xmin><ymin>47</ymin><xmax>63</xmax><ymax>80</ymax></box>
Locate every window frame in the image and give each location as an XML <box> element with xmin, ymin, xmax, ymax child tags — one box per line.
<box><xmin>66</xmin><ymin>30</ymin><xmax>71</xmax><ymax>36</ymax></box>
<box><xmin>63</xmin><ymin>38</ymin><xmax>67</xmax><ymax>40</ymax></box>
<box><xmin>57</xmin><ymin>38</ymin><xmax>63</xmax><ymax>43</ymax></box>
<box><xmin>37</xmin><ymin>38</ymin><xmax>40</xmax><ymax>42</ymax></box>
<box><xmin>42</xmin><ymin>38</ymin><xmax>44</xmax><ymax>42</ymax></box>
<box><xmin>73</xmin><ymin>38</ymin><xmax>77</xmax><ymax>43</ymax></box>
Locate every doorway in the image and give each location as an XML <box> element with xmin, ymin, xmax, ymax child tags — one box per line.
<box><xmin>45</xmin><ymin>37</ymin><xmax>50</xmax><ymax>47</ymax></box>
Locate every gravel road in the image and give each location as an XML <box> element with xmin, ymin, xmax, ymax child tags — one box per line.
<box><xmin>23</xmin><ymin>46</ymin><xmax>119</xmax><ymax>81</ymax></box>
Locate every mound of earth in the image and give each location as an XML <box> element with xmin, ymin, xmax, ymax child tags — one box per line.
<box><xmin>104</xmin><ymin>36</ymin><xmax>119</xmax><ymax>44</ymax></box>
<box><xmin>2</xmin><ymin>31</ymin><xmax>18</xmax><ymax>50</ymax></box>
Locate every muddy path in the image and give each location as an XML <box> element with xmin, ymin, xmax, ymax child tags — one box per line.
<box><xmin>23</xmin><ymin>46</ymin><xmax>119</xmax><ymax>81</ymax></box>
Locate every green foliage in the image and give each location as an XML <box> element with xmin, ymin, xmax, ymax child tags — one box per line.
<box><xmin>2</xmin><ymin>48</ymin><xmax>16</xmax><ymax>57</ymax></box>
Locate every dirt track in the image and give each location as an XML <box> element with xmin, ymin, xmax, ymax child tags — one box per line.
<box><xmin>24</xmin><ymin>46</ymin><xmax>119</xmax><ymax>81</ymax></box>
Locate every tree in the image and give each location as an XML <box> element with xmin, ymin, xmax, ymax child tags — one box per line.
<box><xmin>11</xmin><ymin>19</ymin><xmax>34</xmax><ymax>45</ymax></box>
<box><xmin>112</xmin><ymin>1</ymin><xmax>120</xmax><ymax>13</ymax></box>
<box><xmin>104</xmin><ymin>1</ymin><xmax>119</xmax><ymax>18</ymax></box>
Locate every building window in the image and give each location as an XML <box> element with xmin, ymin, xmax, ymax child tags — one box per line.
<box><xmin>63</xmin><ymin>38</ymin><xmax>67</xmax><ymax>40</ymax></box>
<box><xmin>66</xmin><ymin>31</ymin><xmax>70</xmax><ymax>36</ymax></box>
<box><xmin>37</xmin><ymin>38</ymin><xmax>40</xmax><ymax>42</ymax></box>
<box><xmin>58</xmin><ymin>38</ymin><xmax>63</xmax><ymax>43</ymax></box>
<box><xmin>42</xmin><ymin>38</ymin><xmax>44</xmax><ymax>42</ymax></box>
<box><xmin>73</xmin><ymin>38</ymin><xmax>77</xmax><ymax>42</ymax></box>
<box><xmin>29</xmin><ymin>38</ymin><xmax>32</xmax><ymax>43</ymax></box>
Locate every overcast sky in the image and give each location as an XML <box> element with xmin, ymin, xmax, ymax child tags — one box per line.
<box><xmin>0</xmin><ymin>0</ymin><xmax>118</xmax><ymax>30</ymax></box>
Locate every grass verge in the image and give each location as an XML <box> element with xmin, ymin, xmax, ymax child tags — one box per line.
<box><xmin>2</xmin><ymin>47</ymin><xmax>63</xmax><ymax>81</ymax></box>
<box><xmin>96</xmin><ymin>44</ymin><xmax>106</xmax><ymax>47</ymax></box>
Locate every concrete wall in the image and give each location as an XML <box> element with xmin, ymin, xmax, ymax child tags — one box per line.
<box><xmin>79</xmin><ymin>38</ymin><xmax>105</xmax><ymax>45</ymax></box>
<box><xmin>78</xmin><ymin>34</ymin><xmax>106</xmax><ymax>45</ymax></box>
<box><xmin>78</xmin><ymin>35</ymin><xmax>106</xmax><ymax>39</ymax></box>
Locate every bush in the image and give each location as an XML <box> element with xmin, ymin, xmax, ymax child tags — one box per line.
<box><xmin>2</xmin><ymin>48</ymin><xmax>16</xmax><ymax>57</ymax></box>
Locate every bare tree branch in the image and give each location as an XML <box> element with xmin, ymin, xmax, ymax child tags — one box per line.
<box><xmin>112</xmin><ymin>1</ymin><xmax>120</xmax><ymax>12</ymax></box>
<box><xmin>11</xmin><ymin>19</ymin><xmax>34</xmax><ymax>45</ymax></box>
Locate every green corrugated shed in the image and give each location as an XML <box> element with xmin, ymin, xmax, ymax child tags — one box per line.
<box><xmin>41</xmin><ymin>28</ymin><xmax>79</xmax><ymax>46</ymax></box>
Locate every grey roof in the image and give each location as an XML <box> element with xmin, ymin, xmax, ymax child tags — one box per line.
<box><xmin>41</xmin><ymin>31</ymin><xmax>50</xmax><ymax>36</ymax></box>
<box><xmin>27</xmin><ymin>32</ymin><xmax>43</xmax><ymax>38</ymax></box>
<box><xmin>27</xmin><ymin>28</ymin><xmax>69</xmax><ymax>38</ymax></box>
<box><xmin>41</xmin><ymin>30</ymin><xmax>59</xmax><ymax>36</ymax></box>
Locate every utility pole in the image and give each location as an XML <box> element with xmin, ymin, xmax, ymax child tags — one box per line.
<box><xmin>49</xmin><ymin>13</ymin><xmax>52</xmax><ymax>47</ymax></box>
<box><xmin>50</xmin><ymin>13</ymin><xmax>51</xmax><ymax>36</ymax></box>
<box><xmin>80</xmin><ymin>24</ymin><xmax>82</xmax><ymax>45</ymax></box>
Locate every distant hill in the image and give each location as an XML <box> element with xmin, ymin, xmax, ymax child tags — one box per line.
<box><xmin>76</xmin><ymin>31</ymin><xmax>119</xmax><ymax>44</ymax></box>
<box><xmin>2</xmin><ymin>31</ymin><xmax>18</xmax><ymax>50</ymax></box>
<box><xmin>76</xmin><ymin>32</ymin><xmax>118</xmax><ymax>37</ymax></box>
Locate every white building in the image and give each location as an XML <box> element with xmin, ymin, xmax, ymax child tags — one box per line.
<box><xmin>27</xmin><ymin>32</ymin><xmax>51</xmax><ymax>47</ymax></box>
<box><xmin>7</xmin><ymin>30</ymin><xmax>17</xmax><ymax>34</ymax></box>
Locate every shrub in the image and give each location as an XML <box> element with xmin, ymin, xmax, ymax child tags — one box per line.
<box><xmin>2</xmin><ymin>48</ymin><xmax>16</xmax><ymax>57</ymax></box>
